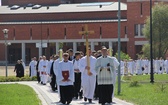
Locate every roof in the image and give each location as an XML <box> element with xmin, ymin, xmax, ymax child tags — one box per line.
<box><xmin>0</xmin><ymin>2</ymin><xmax>127</xmax><ymax>14</ymax></box>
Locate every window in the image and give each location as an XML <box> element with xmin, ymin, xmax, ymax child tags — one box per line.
<box><xmin>64</xmin><ymin>26</ymin><xmax>66</xmax><ymax>39</ymax></box>
<box><xmin>100</xmin><ymin>26</ymin><xmax>102</xmax><ymax>35</ymax></box>
<box><xmin>30</xmin><ymin>28</ymin><xmax>32</xmax><ymax>37</ymax></box>
<box><xmin>140</xmin><ymin>24</ymin><xmax>144</xmax><ymax>36</ymax></box>
<box><xmin>125</xmin><ymin>26</ymin><xmax>127</xmax><ymax>34</ymax></box>
<box><xmin>134</xmin><ymin>24</ymin><xmax>145</xmax><ymax>37</ymax></box>
<box><xmin>13</xmin><ymin>28</ymin><xmax>15</xmax><ymax>37</ymax></box>
<box><xmin>140</xmin><ymin>3</ymin><xmax>143</xmax><ymax>15</ymax></box>
<box><xmin>47</xmin><ymin>28</ymin><xmax>49</xmax><ymax>37</ymax></box>
<box><xmin>134</xmin><ymin>24</ymin><xmax>138</xmax><ymax>36</ymax></box>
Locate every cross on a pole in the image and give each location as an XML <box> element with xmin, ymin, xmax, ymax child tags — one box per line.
<box><xmin>79</xmin><ymin>24</ymin><xmax>94</xmax><ymax>75</ymax></box>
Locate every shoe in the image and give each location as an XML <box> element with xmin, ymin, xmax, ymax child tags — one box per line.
<box><xmin>101</xmin><ymin>103</ymin><xmax>105</xmax><ymax>105</ymax></box>
<box><xmin>43</xmin><ymin>83</ymin><xmax>46</xmax><ymax>85</ymax></box>
<box><xmin>67</xmin><ymin>101</ymin><xmax>71</xmax><ymax>105</ymax></box>
<box><xmin>61</xmin><ymin>101</ymin><xmax>65</xmax><ymax>104</ymax></box>
<box><xmin>84</xmin><ymin>97</ymin><xmax>87</xmax><ymax>101</ymax></box>
<box><xmin>88</xmin><ymin>99</ymin><xmax>92</xmax><ymax>103</ymax></box>
<box><xmin>79</xmin><ymin>96</ymin><xmax>83</xmax><ymax>99</ymax></box>
<box><xmin>40</xmin><ymin>82</ymin><xmax>43</xmax><ymax>84</ymax></box>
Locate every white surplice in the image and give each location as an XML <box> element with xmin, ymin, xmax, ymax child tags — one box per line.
<box><xmin>79</xmin><ymin>56</ymin><xmax>97</xmax><ymax>100</ymax></box>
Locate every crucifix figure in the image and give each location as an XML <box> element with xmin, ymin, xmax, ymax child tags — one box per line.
<box><xmin>79</xmin><ymin>24</ymin><xmax>94</xmax><ymax>75</ymax></box>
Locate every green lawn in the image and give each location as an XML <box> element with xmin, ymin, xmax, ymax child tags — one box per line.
<box><xmin>115</xmin><ymin>74</ymin><xmax>168</xmax><ymax>105</ymax></box>
<box><xmin>0</xmin><ymin>84</ymin><xmax>41</xmax><ymax>105</ymax></box>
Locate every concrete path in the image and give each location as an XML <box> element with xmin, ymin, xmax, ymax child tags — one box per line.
<box><xmin>0</xmin><ymin>81</ymin><xmax>134</xmax><ymax>105</ymax></box>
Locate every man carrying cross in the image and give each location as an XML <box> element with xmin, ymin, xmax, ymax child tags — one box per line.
<box><xmin>79</xmin><ymin>25</ymin><xmax>97</xmax><ymax>103</ymax></box>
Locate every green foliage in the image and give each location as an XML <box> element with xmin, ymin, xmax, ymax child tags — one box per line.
<box><xmin>59</xmin><ymin>42</ymin><xmax>64</xmax><ymax>49</ymax></box>
<box><xmin>0</xmin><ymin>84</ymin><xmax>41</xmax><ymax>105</ymax></box>
<box><xmin>122</xmin><ymin>75</ymin><xmax>132</xmax><ymax>81</ymax></box>
<box><xmin>143</xmin><ymin>3</ymin><xmax>168</xmax><ymax>58</ymax></box>
<box><xmin>115</xmin><ymin>51</ymin><xmax>131</xmax><ymax>60</ymax></box>
<box><xmin>0</xmin><ymin>76</ymin><xmax>37</xmax><ymax>82</ymax></box>
<box><xmin>115</xmin><ymin>74</ymin><xmax>168</xmax><ymax>105</ymax></box>
<box><xmin>129</xmin><ymin>81</ymin><xmax>139</xmax><ymax>87</ymax></box>
<box><xmin>142</xmin><ymin>43</ymin><xmax>150</xmax><ymax>58</ymax></box>
<box><xmin>155</xmin><ymin>82</ymin><xmax>167</xmax><ymax>92</ymax></box>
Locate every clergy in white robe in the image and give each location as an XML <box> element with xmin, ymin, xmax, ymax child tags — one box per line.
<box><xmin>136</xmin><ymin>58</ymin><xmax>143</xmax><ymax>75</ymax></box>
<box><xmin>154</xmin><ymin>58</ymin><xmax>160</xmax><ymax>74</ymax></box>
<box><xmin>29</xmin><ymin>57</ymin><xmax>37</xmax><ymax>77</ymax></box>
<box><xmin>95</xmin><ymin>47</ymin><xmax>119</xmax><ymax>105</ymax></box>
<box><xmin>164</xmin><ymin>57</ymin><xmax>168</xmax><ymax>74</ymax></box>
<box><xmin>128</xmin><ymin>60</ymin><xmax>135</xmax><ymax>75</ymax></box>
<box><xmin>159</xmin><ymin>57</ymin><xmax>164</xmax><ymax>74</ymax></box>
<box><xmin>47</xmin><ymin>56</ymin><xmax>53</xmax><ymax>75</ymax></box>
<box><xmin>124</xmin><ymin>60</ymin><xmax>129</xmax><ymax>75</ymax></box>
<box><xmin>53</xmin><ymin>52</ymin><xmax>63</xmax><ymax>100</ymax></box>
<box><xmin>143</xmin><ymin>58</ymin><xmax>149</xmax><ymax>74</ymax></box>
<box><xmin>120</xmin><ymin>60</ymin><xmax>124</xmax><ymax>75</ymax></box>
<box><xmin>73</xmin><ymin>52</ymin><xmax>82</xmax><ymax>99</ymax></box>
<box><xmin>79</xmin><ymin>49</ymin><xmax>97</xmax><ymax>103</ymax></box>
<box><xmin>57</xmin><ymin>53</ymin><xmax>74</xmax><ymax>105</ymax></box>
<box><xmin>39</xmin><ymin>56</ymin><xmax>48</xmax><ymax>85</ymax></box>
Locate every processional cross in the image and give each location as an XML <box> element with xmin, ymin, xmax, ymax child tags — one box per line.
<box><xmin>79</xmin><ymin>24</ymin><xmax>94</xmax><ymax>75</ymax></box>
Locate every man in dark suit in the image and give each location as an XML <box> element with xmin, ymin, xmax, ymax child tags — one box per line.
<box><xmin>36</xmin><ymin>56</ymin><xmax>42</xmax><ymax>83</ymax></box>
<box><xmin>50</xmin><ymin>55</ymin><xmax>59</xmax><ymax>91</ymax></box>
<box><xmin>68</xmin><ymin>49</ymin><xmax>74</xmax><ymax>61</ymax></box>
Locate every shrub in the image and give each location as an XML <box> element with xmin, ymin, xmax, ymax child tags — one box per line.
<box><xmin>129</xmin><ymin>81</ymin><xmax>139</xmax><ymax>87</ymax></box>
<box><xmin>0</xmin><ymin>76</ymin><xmax>37</xmax><ymax>82</ymax></box>
<box><xmin>155</xmin><ymin>82</ymin><xmax>167</xmax><ymax>92</ymax></box>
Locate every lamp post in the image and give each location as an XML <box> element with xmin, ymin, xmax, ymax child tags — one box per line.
<box><xmin>117</xmin><ymin>0</ymin><xmax>121</xmax><ymax>94</ymax></box>
<box><xmin>150</xmin><ymin>0</ymin><xmax>154</xmax><ymax>83</ymax></box>
<box><xmin>2</xmin><ymin>29</ymin><xmax>9</xmax><ymax>77</ymax></box>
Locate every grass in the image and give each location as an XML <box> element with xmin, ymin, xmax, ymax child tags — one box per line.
<box><xmin>115</xmin><ymin>74</ymin><xmax>168</xmax><ymax>105</ymax></box>
<box><xmin>0</xmin><ymin>84</ymin><xmax>41</xmax><ymax>105</ymax></box>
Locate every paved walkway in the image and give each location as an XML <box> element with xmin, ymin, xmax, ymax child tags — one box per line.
<box><xmin>0</xmin><ymin>81</ymin><xmax>134</xmax><ymax>105</ymax></box>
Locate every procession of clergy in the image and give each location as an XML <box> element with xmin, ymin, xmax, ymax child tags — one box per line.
<box><xmin>29</xmin><ymin>46</ymin><xmax>168</xmax><ymax>105</ymax></box>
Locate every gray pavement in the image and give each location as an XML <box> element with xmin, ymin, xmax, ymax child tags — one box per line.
<box><xmin>0</xmin><ymin>81</ymin><xmax>134</xmax><ymax>105</ymax></box>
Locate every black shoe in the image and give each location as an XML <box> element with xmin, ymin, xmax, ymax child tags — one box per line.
<box><xmin>88</xmin><ymin>99</ymin><xmax>92</xmax><ymax>103</ymax></box>
<box><xmin>43</xmin><ymin>83</ymin><xmax>46</xmax><ymax>85</ymax></box>
<box><xmin>40</xmin><ymin>82</ymin><xmax>43</xmax><ymax>84</ymax></box>
<box><xmin>79</xmin><ymin>96</ymin><xmax>83</xmax><ymax>99</ymax></box>
<box><xmin>101</xmin><ymin>103</ymin><xmax>105</xmax><ymax>105</ymax></box>
<box><xmin>61</xmin><ymin>101</ymin><xmax>65</xmax><ymax>104</ymax></box>
<box><xmin>75</xmin><ymin>97</ymin><xmax>78</xmax><ymax>100</ymax></box>
<box><xmin>67</xmin><ymin>101</ymin><xmax>71</xmax><ymax>105</ymax></box>
<box><xmin>84</xmin><ymin>97</ymin><xmax>87</xmax><ymax>101</ymax></box>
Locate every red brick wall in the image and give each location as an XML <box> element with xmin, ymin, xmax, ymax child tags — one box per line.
<box><xmin>0</xmin><ymin>22</ymin><xmax>126</xmax><ymax>40</ymax></box>
<box><xmin>101</xmin><ymin>22</ymin><xmax>127</xmax><ymax>38</ymax></box>
<box><xmin>127</xmin><ymin>1</ymin><xmax>151</xmax><ymax>59</ymax></box>
<box><xmin>0</xmin><ymin>44</ymin><xmax>5</xmax><ymax>61</ymax></box>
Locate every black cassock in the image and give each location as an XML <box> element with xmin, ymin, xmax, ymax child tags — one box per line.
<box><xmin>14</xmin><ymin>63</ymin><xmax>24</xmax><ymax>77</ymax></box>
<box><xmin>50</xmin><ymin>61</ymin><xmax>57</xmax><ymax>91</ymax></box>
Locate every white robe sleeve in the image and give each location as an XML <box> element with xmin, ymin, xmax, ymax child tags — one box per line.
<box><xmin>90</xmin><ymin>58</ymin><xmax>97</xmax><ymax>76</ymax></box>
<box><xmin>69</xmin><ymin>62</ymin><xmax>74</xmax><ymax>82</ymax></box>
<box><xmin>79</xmin><ymin>57</ymin><xmax>86</xmax><ymax>73</ymax></box>
<box><xmin>111</xmin><ymin>57</ymin><xmax>119</xmax><ymax>69</ymax></box>
<box><xmin>57</xmin><ymin>62</ymin><xmax>64</xmax><ymax>82</ymax></box>
<box><xmin>95</xmin><ymin>58</ymin><xmax>101</xmax><ymax>74</ymax></box>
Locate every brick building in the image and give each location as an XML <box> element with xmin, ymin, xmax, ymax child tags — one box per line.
<box><xmin>0</xmin><ymin>0</ymin><xmax>165</xmax><ymax>64</ymax></box>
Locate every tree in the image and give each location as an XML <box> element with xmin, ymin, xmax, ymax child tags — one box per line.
<box><xmin>115</xmin><ymin>51</ymin><xmax>131</xmax><ymax>60</ymax></box>
<box><xmin>143</xmin><ymin>3</ymin><xmax>168</xmax><ymax>58</ymax></box>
